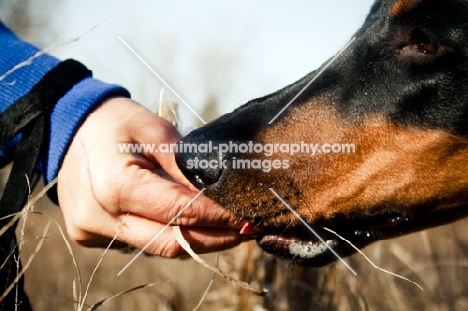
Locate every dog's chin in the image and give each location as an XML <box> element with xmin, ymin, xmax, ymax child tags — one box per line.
<box><xmin>257</xmin><ymin>232</ymin><xmax>342</xmax><ymax>266</ymax></box>
<box><xmin>255</xmin><ymin>227</ymin><xmax>365</xmax><ymax>266</ymax></box>
<box><xmin>253</xmin><ymin>214</ymin><xmax>415</xmax><ymax>266</ymax></box>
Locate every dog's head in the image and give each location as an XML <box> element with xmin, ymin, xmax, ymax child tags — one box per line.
<box><xmin>175</xmin><ymin>0</ymin><xmax>468</xmax><ymax>266</ymax></box>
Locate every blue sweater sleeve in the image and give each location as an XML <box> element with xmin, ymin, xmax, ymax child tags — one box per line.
<box><xmin>0</xmin><ymin>22</ymin><xmax>130</xmax><ymax>200</ymax></box>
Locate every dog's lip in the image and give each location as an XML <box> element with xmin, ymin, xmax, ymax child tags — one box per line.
<box><xmin>252</xmin><ymin>213</ymin><xmax>409</xmax><ymax>265</ymax></box>
<box><xmin>257</xmin><ymin>228</ymin><xmax>340</xmax><ymax>262</ymax></box>
<box><xmin>253</xmin><ymin>226</ymin><xmax>350</xmax><ymax>266</ymax></box>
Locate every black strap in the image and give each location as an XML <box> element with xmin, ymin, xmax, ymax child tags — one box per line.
<box><xmin>0</xmin><ymin>59</ymin><xmax>91</xmax><ymax>217</ymax></box>
<box><xmin>0</xmin><ymin>59</ymin><xmax>91</xmax><ymax>310</ymax></box>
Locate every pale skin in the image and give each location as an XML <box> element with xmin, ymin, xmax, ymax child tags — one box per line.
<box><xmin>57</xmin><ymin>97</ymin><xmax>251</xmax><ymax>257</ymax></box>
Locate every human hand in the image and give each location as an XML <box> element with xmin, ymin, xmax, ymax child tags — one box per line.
<box><xmin>57</xmin><ymin>97</ymin><xmax>251</xmax><ymax>257</ymax></box>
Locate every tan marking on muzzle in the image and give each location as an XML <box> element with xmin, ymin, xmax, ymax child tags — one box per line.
<box><xmin>392</xmin><ymin>0</ymin><xmax>422</xmax><ymax>17</ymax></box>
<box><xmin>212</xmin><ymin>100</ymin><xmax>468</xmax><ymax>227</ymax></box>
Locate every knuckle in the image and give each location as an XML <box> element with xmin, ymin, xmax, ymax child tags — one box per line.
<box><xmin>72</xmin><ymin>205</ymin><xmax>94</xmax><ymax>229</ymax></box>
<box><xmin>65</xmin><ymin>205</ymin><xmax>98</xmax><ymax>244</ymax></box>
<box><xmin>93</xmin><ymin>170</ymin><xmax>128</xmax><ymax>213</ymax></box>
<box><xmin>172</xmin><ymin>198</ymin><xmax>200</xmax><ymax>226</ymax></box>
<box><xmin>156</xmin><ymin>118</ymin><xmax>177</xmax><ymax>138</ymax></box>
<box><xmin>156</xmin><ymin>239</ymin><xmax>184</xmax><ymax>258</ymax></box>
<box><xmin>65</xmin><ymin>223</ymin><xmax>88</xmax><ymax>245</ymax></box>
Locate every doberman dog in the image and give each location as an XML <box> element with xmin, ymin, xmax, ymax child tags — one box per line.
<box><xmin>175</xmin><ymin>0</ymin><xmax>468</xmax><ymax>267</ymax></box>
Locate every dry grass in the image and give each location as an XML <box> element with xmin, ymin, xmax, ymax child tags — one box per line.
<box><xmin>3</xmin><ymin>170</ymin><xmax>468</xmax><ymax>310</ymax></box>
<box><xmin>13</xmin><ymin>186</ymin><xmax>468</xmax><ymax>311</ymax></box>
<box><xmin>16</xmin><ymin>196</ymin><xmax>239</xmax><ymax>310</ymax></box>
<box><xmin>3</xmin><ymin>6</ymin><xmax>468</xmax><ymax>310</ymax></box>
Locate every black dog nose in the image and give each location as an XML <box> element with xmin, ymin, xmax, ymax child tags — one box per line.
<box><xmin>175</xmin><ymin>106</ymin><xmax>264</xmax><ymax>187</ymax></box>
<box><xmin>175</xmin><ymin>139</ymin><xmax>224</xmax><ymax>187</ymax></box>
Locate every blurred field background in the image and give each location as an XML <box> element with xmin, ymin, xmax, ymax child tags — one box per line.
<box><xmin>3</xmin><ymin>0</ymin><xmax>468</xmax><ymax>310</ymax></box>
<box><xmin>7</xmin><ymin>179</ymin><xmax>468</xmax><ymax>310</ymax></box>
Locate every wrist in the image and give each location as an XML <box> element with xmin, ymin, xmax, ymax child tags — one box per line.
<box><xmin>44</xmin><ymin>79</ymin><xmax>130</xmax><ymax>202</ymax></box>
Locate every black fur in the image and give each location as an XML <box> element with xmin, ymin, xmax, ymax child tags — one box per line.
<box><xmin>176</xmin><ymin>0</ymin><xmax>468</xmax><ymax>265</ymax></box>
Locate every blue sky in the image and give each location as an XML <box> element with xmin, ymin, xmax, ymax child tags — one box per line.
<box><xmin>48</xmin><ymin>0</ymin><xmax>375</xmax><ymax>126</ymax></box>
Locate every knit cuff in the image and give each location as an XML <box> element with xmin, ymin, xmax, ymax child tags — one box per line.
<box><xmin>44</xmin><ymin>78</ymin><xmax>130</xmax><ymax>202</ymax></box>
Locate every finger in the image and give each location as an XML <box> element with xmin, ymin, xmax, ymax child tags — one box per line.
<box><xmin>62</xmin><ymin>205</ymin><xmax>246</xmax><ymax>258</ymax></box>
<box><xmin>172</xmin><ymin>226</ymin><xmax>252</xmax><ymax>254</ymax></box>
<box><xmin>77</xmin><ymin>139</ymin><xmax>247</xmax><ymax>230</ymax></box>
<box><xmin>116</xmin><ymin>214</ymin><xmax>247</xmax><ymax>258</ymax></box>
<box><xmin>128</xmin><ymin>113</ymin><xmax>196</xmax><ymax>189</ymax></box>
<box><xmin>116</xmin><ymin>167</ymin><xmax>247</xmax><ymax>229</ymax></box>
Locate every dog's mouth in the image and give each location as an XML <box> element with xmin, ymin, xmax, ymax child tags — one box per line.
<box><xmin>246</xmin><ymin>213</ymin><xmax>411</xmax><ymax>266</ymax></box>
<box><xmin>176</xmin><ymin>148</ymin><xmax>468</xmax><ymax>266</ymax></box>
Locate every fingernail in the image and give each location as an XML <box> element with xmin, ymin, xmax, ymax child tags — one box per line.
<box><xmin>239</xmin><ymin>222</ymin><xmax>265</xmax><ymax>236</ymax></box>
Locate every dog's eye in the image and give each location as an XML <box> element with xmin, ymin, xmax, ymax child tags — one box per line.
<box><xmin>402</xmin><ymin>42</ymin><xmax>439</xmax><ymax>55</ymax></box>
<box><xmin>397</xmin><ymin>29</ymin><xmax>447</xmax><ymax>60</ymax></box>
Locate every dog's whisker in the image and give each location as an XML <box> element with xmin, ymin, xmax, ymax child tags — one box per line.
<box><xmin>253</xmin><ymin>220</ymin><xmax>263</xmax><ymax>229</ymax></box>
